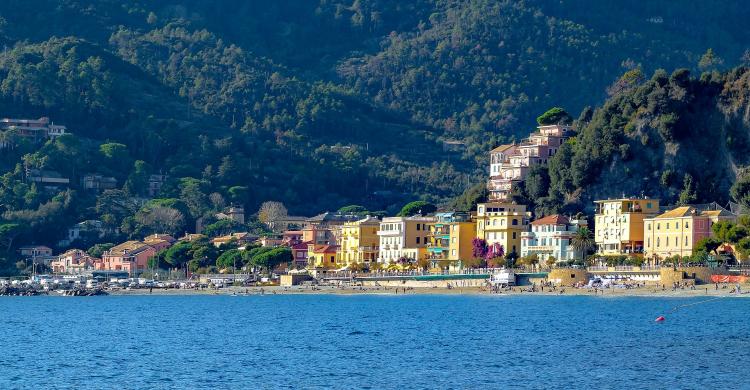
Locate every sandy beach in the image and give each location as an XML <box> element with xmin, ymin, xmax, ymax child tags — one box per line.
<box><xmin>108</xmin><ymin>283</ymin><xmax>750</xmax><ymax>298</ymax></box>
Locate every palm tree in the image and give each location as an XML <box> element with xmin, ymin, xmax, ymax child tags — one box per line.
<box><xmin>571</xmin><ymin>227</ymin><xmax>595</xmax><ymax>263</ymax></box>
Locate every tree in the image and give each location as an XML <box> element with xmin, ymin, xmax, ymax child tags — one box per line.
<box><xmin>694</xmin><ymin>237</ymin><xmax>722</xmax><ymax>255</ymax></box>
<box><xmin>87</xmin><ymin>243</ymin><xmax>114</xmax><ymax>258</ymax></box>
<box><xmin>216</xmin><ymin>249</ymin><xmax>244</xmax><ymax>269</ymax></box>
<box><xmin>257</xmin><ymin>201</ymin><xmax>288</xmax><ymax>229</ymax></box>
<box><xmin>397</xmin><ymin>200</ymin><xmax>436</xmax><ymax>217</ymax></box>
<box><xmin>570</xmin><ymin>227</ymin><xmax>595</xmax><ymax>261</ymax></box>
<box><xmin>203</xmin><ymin>219</ymin><xmax>245</xmax><ymax>237</ymax></box>
<box><xmin>678</xmin><ymin>174</ymin><xmax>697</xmax><ymax>205</ymax></box>
<box><xmin>698</xmin><ymin>48</ymin><xmax>723</xmax><ymax>72</ymax></box>
<box><xmin>730</xmin><ymin>168</ymin><xmax>750</xmax><ymax>210</ymax></box>
<box><xmin>536</xmin><ymin>107</ymin><xmax>572</xmax><ymax>125</ymax></box>
<box><xmin>164</xmin><ymin>241</ymin><xmax>193</xmax><ymax>268</ymax></box>
<box><xmin>338</xmin><ymin>205</ymin><xmax>369</xmax><ymax>215</ymax></box>
<box><xmin>471</xmin><ymin>238</ymin><xmax>488</xmax><ymax>260</ymax></box>
<box><xmin>0</xmin><ymin>223</ymin><xmax>25</xmax><ymax>251</ymax></box>
<box><xmin>135</xmin><ymin>206</ymin><xmax>186</xmax><ymax>235</ymax></box>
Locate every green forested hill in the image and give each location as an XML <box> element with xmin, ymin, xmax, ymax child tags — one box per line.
<box><xmin>0</xmin><ymin>0</ymin><xmax>749</xmax><ymax>272</ymax></box>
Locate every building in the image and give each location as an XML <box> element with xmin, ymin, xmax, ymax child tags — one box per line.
<box><xmin>476</xmin><ymin>202</ymin><xmax>530</xmax><ymax>256</ymax></box>
<box><xmin>58</xmin><ymin>220</ymin><xmax>115</xmax><ymax>247</ymax></box>
<box><xmin>521</xmin><ymin>215</ymin><xmax>587</xmax><ymax>263</ymax></box>
<box><xmin>98</xmin><ymin>241</ymin><xmax>156</xmax><ymax>274</ymax></box>
<box><xmin>337</xmin><ymin>216</ymin><xmax>380</xmax><ymax>267</ymax></box>
<box><xmin>307</xmin><ymin>244</ymin><xmax>339</xmax><ymax>269</ymax></box>
<box><xmin>18</xmin><ymin>245</ymin><xmax>54</xmax><ymax>265</ymax></box>
<box><xmin>266</xmin><ymin>216</ymin><xmax>310</xmax><ymax>232</ymax></box>
<box><xmin>148</xmin><ymin>174</ymin><xmax>168</xmax><ymax>197</ymax></box>
<box><xmin>26</xmin><ymin>169</ymin><xmax>70</xmax><ymax>189</ymax></box>
<box><xmin>143</xmin><ymin>234</ymin><xmax>176</xmax><ymax>252</ymax></box>
<box><xmin>215</xmin><ymin>206</ymin><xmax>245</xmax><ymax>224</ymax></box>
<box><xmin>0</xmin><ymin>117</ymin><xmax>67</xmax><ymax>148</ymax></box>
<box><xmin>290</xmin><ymin>241</ymin><xmax>311</xmax><ymax>267</ymax></box>
<box><xmin>211</xmin><ymin>232</ymin><xmax>256</xmax><ymax>248</ymax></box>
<box><xmin>377</xmin><ymin>216</ymin><xmax>435</xmax><ymax>264</ymax></box>
<box><xmin>258</xmin><ymin>235</ymin><xmax>284</xmax><ymax>247</ymax></box>
<box><xmin>81</xmin><ymin>174</ymin><xmax>117</xmax><ymax>192</ymax></box>
<box><xmin>50</xmin><ymin>249</ymin><xmax>95</xmax><ymax>274</ymax></box>
<box><xmin>487</xmin><ymin>124</ymin><xmax>572</xmax><ymax>200</ymax></box>
<box><xmin>302</xmin><ymin>212</ymin><xmax>360</xmax><ymax>245</ymax></box>
<box><xmin>594</xmin><ymin>197</ymin><xmax>660</xmax><ymax>256</ymax></box>
<box><xmin>427</xmin><ymin>212</ymin><xmax>476</xmax><ymax>269</ymax></box>
<box><xmin>282</xmin><ymin>230</ymin><xmax>303</xmax><ymax>245</ymax></box>
<box><xmin>644</xmin><ymin>205</ymin><xmax>736</xmax><ymax>260</ymax></box>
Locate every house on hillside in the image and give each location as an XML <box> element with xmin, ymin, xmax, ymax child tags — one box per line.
<box><xmin>58</xmin><ymin>220</ymin><xmax>116</xmax><ymax>247</ymax></box>
<box><xmin>81</xmin><ymin>174</ymin><xmax>117</xmax><ymax>192</ymax></box>
<box><xmin>0</xmin><ymin>117</ymin><xmax>67</xmax><ymax>149</ymax></box>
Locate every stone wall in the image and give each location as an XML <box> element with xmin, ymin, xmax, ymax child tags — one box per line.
<box><xmin>659</xmin><ymin>266</ymin><xmax>714</xmax><ymax>285</ymax></box>
<box><xmin>547</xmin><ymin>268</ymin><xmax>589</xmax><ymax>286</ymax></box>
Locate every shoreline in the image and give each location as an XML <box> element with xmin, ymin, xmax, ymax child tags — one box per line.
<box><xmin>102</xmin><ymin>284</ymin><xmax>750</xmax><ymax>298</ymax></box>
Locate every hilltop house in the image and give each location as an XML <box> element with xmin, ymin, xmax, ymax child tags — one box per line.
<box><xmin>487</xmin><ymin>124</ymin><xmax>572</xmax><ymax>200</ymax></box>
<box><xmin>0</xmin><ymin>117</ymin><xmax>67</xmax><ymax>149</ymax></box>
<box><xmin>58</xmin><ymin>220</ymin><xmax>115</xmax><ymax>247</ymax></box>
<box><xmin>81</xmin><ymin>174</ymin><xmax>117</xmax><ymax>192</ymax></box>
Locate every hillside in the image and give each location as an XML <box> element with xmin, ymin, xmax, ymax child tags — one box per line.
<box><xmin>0</xmin><ymin>1</ymin><xmax>749</xmax><ymax>273</ymax></box>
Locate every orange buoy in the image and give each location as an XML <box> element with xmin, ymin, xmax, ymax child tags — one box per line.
<box><xmin>655</xmin><ymin>316</ymin><xmax>665</xmax><ymax>322</ymax></box>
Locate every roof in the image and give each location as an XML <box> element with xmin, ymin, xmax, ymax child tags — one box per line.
<box><xmin>310</xmin><ymin>245</ymin><xmax>338</xmax><ymax>253</ymax></box>
<box><xmin>306</xmin><ymin>212</ymin><xmax>360</xmax><ymax>224</ymax></box>
<box><xmin>144</xmin><ymin>234</ymin><xmax>176</xmax><ymax>243</ymax></box>
<box><xmin>19</xmin><ymin>245</ymin><xmax>52</xmax><ymax>250</ymax></box>
<box><xmin>490</xmin><ymin>144</ymin><xmax>515</xmax><ymax>153</ymax></box>
<box><xmin>531</xmin><ymin>214</ymin><xmax>570</xmax><ymax>226</ymax></box>
<box><xmin>108</xmin><ymin>241</ymin><xmax>152</xmax><ymax>256</ymax></box>
<box><xmin>701</xmin><ymin>209</ymin><xmax>733</xmax><ymax>217</ymax></box>
<box><xmin>654</xmin><ymin>206</ymin><xmax>695</xmax><ymax>219</ymax></box>
<box><xmin>594</xmin><ymin>198</ymin><xmax>659</xmax><ymax>203</ymax></box>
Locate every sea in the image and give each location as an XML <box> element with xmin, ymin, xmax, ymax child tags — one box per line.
<box><xmin>0</xmin><ymin>294</ymin><xmax>747</xmax><ymax>389</ymax></box>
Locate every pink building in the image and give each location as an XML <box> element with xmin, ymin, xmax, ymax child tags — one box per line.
<box><xmin>98</xmin><ymin>241</ymin><xmax>156</xmax><ymax>275</ymax></box>
<box><xmin>51</xmin><ymin>249</ymin><xmax>96</xmax><ymax>274</ymax></box>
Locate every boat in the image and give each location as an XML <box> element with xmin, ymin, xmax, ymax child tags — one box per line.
<box><xmin>489</xmin><ymin>269</ymin><xmax>516</xmax><ymax>287</ymax></box>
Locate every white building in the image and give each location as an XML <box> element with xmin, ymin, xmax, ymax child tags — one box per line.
<box><xmin>521</xmin><ymin>215</ymin><xmax>587</xmax><ymax>263</ymax></box>
<box><xmin>377</xmin><ymin>216</ymin><xmax>435</xmax><ymax>264</ymax></box>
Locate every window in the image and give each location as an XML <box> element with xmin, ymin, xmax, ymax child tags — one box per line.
<box><xmin>416</xmin><ymin>224</ymin><xmax>420</xmax><ymax>231</ymax></box>
<box><xmin>512</xmin><ymin>219</ymin><xmax>518</xmax><ymax>226</ymax></box>
<box><xmin>674</xmin><ymin>237</ymin><xmax>678</xmax><ymax>246</ymax></box>
<box><xmin>657</xmin><ymin>238</ymin><xmax>660</xmax><ymax>247</ymax></box>
<box><xmin>647</xmin><ymin>202</ymin><xmax>652</xmax><ymax>209</ymax></box>
<box><xmin>416</xmin><ymin>237</ymin><xmax>420</xmax><ymax>244</ymax></box>
<box><xmin>657</xmin><ymin>223</ymin><xmax>660</xmax><ymax>230</ymax></box>
<box><xmin>685</xmin><ymin>222</ymin><xmax>689</xmax><ymax>229</ymax></box>
<box><xmin>512</xmin><ymin>232</ymin><xmax>517</xmax><ymax>239</ymax></box>
<box><xmin>451</xmin><ymin>249</ymin><xmax>456</xmax><ymax>256</ymax></box>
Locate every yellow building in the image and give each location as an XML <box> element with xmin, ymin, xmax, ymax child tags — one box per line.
<box><xmin>306</xmin><ymin>244</ymin><xmax>338</xmax><ymax>269</ymax></box>
<box><xmin>594</xmin><ymin>198</ymin><xmax>660</xmax><ymax>256</ymax></box>
<box><xmin>476</xmin><ymin>202</ymin><xmax>529</xmax><ymax>256</ymax></box>
<box><xmin>337</xmin><ymin>216</ymin><xmax>380</xmax><ymax>267</ymax></box>
<box><xmin>644</xmin><ymin>205</ymin><xmax>736</xmax><ymax>260</ymax></box>
<box><xmin>377</xmin><ymin>216</ymin><xmax>435</xmax><ymax>263</ymax></box>
<box><xmin>428</xmin><ymin>212</ymin><xmax>476</xmax><ymax>269</ymax></box>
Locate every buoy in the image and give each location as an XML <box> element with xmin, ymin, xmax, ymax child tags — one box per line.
<box><xmin>655</xmin><ymin>316</ymin><xmax>665</xmax><ymax>322</ymax></box>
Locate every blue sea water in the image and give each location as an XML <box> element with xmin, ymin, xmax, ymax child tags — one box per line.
<box><xmin>0</xmin><ymin>294</ymin><xmax>747</xmax><ymax>389</ymax></box>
